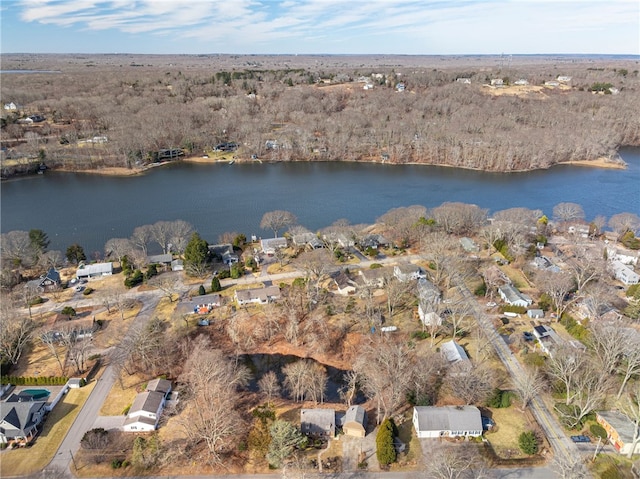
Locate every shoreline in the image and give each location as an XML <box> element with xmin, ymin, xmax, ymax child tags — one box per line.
<box><xmin>4</xmin><ymin>154</ymin><xmax>628</xmax><ymax>179</ymax></box>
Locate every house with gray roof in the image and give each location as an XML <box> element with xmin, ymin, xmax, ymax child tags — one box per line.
<box><xmin>341</xmin><ymin>405</ymin><xmax>367</xmax><ymax>437</ymax></box>
<box><xmin>235</xmin><ymin>285</ymin><xmax>281</xmax><ymax>306</ymax></box>
<box><xmin>440</xmin><ymin>340</ymin><xmax>470</xmax><ymax>367</ymax></box>
<box><xmin>292</xmin><ymin>232</ymin><xmax>323</xmax><ymax>250</ymax></box>
<box><xmin>300</xmin><ymin>409</ymin><xmax>335</xmax><ymax>438</ymax></box>
<box><xmin>359</xmin><ymin>266</ymin><xmax>392</xmax><ymax>288</ymax></box>
<box><xmin>123</xmin><ymin>379</ymin><xmax>172</xmax><ymax>432</ymax></box>
<box><xmin>76</xmin><ymin>262</ymin><xmax>113</xmax><ymax>279</ymax></box>
<box><xmin>413</xmin><ymin>405</ymin><xmax>483</xmax><ymax>438</ymax></box>
<box><xmin>260</xmin><ymin>237</ymin><xmax>288</xmax><ymax>255</ymax></box>
<box><xmin>209</xmin><ymin>244</ymin><xmax>239</xmax><ymax>265</ymax></box>
<box><xmin>147</xmin><ymin>254</ymin><xmax>173</xmax><ymax>265</ymax></box>
<box><xmin>0</xmin><ymin>400</ymin><xmax>47</xmax><ymax>443</ymax></box>
<box><xmin>26</xmin><ymin>267</ymin><xmax>61</xmax><ymax>292</ymax></box>
<box><xmin>394</xmin><ymin>263</ymin><xmax>426</xmax><ymax>282</ymax></box>
<box><xmin>498</xmin><ymin>284</ymin><xmax>532</xmax><ymax>308</ymax></box>
<box><xmin>460</xmin><ymin>237</ymin><xmax>479</xmax><ymax>253</ymax></box>
<box><xmin>596</xmin><ymin>410</ymin><xmax>640</xmax><ymax>456</ymax></box>
<box><xmin>611</xmin><ymin>261</ymin><xmax>640</xmax><ymax>285</ymax></box>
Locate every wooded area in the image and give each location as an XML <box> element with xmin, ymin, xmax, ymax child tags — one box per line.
<box><xmin>1</xmin><ymin>53</ymin><xmax>638</xmax><ymax>175</ymax></box>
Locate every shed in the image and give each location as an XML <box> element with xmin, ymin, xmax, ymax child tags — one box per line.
<box><xmin>527</xmin><ymin>309</ymin><xmax>544</xmax><ymax>319</ymax></box>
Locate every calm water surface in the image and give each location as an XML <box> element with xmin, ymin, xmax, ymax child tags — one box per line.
<box><xmin>2</xmin><ymin>148</ymin><xmax>639</xmax><ymax>254</ymax></box>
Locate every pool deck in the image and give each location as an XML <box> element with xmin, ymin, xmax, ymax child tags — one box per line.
<box><xmin>2</xmin><ymin>385</ymin><xmax>66</xmax><ymax>406</ymax></box>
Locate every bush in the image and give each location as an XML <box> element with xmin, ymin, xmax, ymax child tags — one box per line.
<box><xmin>600</xmin><ymin>465</ymin><xmax>622</xmax><ymax>479</ymax></box>
<box><xmin>82</xmin><ymin>287</ymin><xmax>94</xmax><ymax>295</ymax></box>
<box><xmin>61</xmin><ymin>306</ymin><xmax>76</xmax><ymax>318</ymax></box>
<box><xmin>559</xmin><ymin>314</ymin><xmax>589</xmax><ymax>342</ymax></box>
<box><xmin>518</xmin><ymin>431</ymin><xmax>538</xmax><ymax>455</ymax></box>
<box><xmin>211</xmin><ymin>276</ymin><xmax>221</xmax><ymax>292</ymax></box>
<box><xmin>626</xmin><ymin>283</ymin><xmax>640</xmax><ymax>300</ymax></box>
<box><xmin>474</xmin><ymin>280</ymin><xmax>487</xmax><ymax>297</ymax></box>
<box><xmin>589</xmin><ymin>424</ymin><xmax>607</xmax><ymax>440</ymax></box>
<box><xmin>124</xmin><ymin>269</ymin><xmax>143</xmax><ymax>288</ymax></box>
<box><xmin>376</xmin><ymin>418</ymin><xmax>397</xmax><ymax>466</ymax></box>
<box><xmin>198</xmin><ymin>285</ymin><xmax>206</xmax><ymax>295</ymax></box>
<box><xmin>500</xmin><ymin>305</ymin><xmax>527</xmax><ymax>314</ymax></box>
<box><xmin>28</xmin><ymin>296</ymin><xmax>44</xmax><ymax>306</ymax></box>
<box><xmin>487</xmin><ymin>389</ymin><xmax>513</xmax><ymax>408</ymax></box>
<box><xmin>411</xmin><ymin>331</ymin><xmax>430</xmax><ymax>340</ymax></box>
<box><xmin>230</xmin><ymin>263</ymin><xmax>243</xmax><ymax>279</ymax></box>
<box><xmin>218</xmin><ymin>268</ymin><xmax>231</xmax><ymax>279</ymax></box>
<box><xmin>111</xmin><ymin>459</ymin><xmax>123</xmax><ymax>469</ymax></box>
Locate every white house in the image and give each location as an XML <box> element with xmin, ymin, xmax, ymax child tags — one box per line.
<box><xmin>532</xmin><ymin>325</ymin><xmax>563</xmax><ymax>357</ymax></box>
<box><xmin>498</xmin><ymin>284</ymin><xmax>532</xmax><ymax>308</ymax></box>
<box><xmin>611</xmin><ymin>261</ymin><xmax>640</xmax><ymax>285</ymax></box>
<box><xmin>394</xmin><ymin>263</ymin><xmax>426</xmax><ymax>282</ymax></box>
<box><xmin>607</xmin><ymin>248</ymin><xmax>638</xmax><ymax>265</ymax></box>
<box><xmin>3</xmin><ymin>102</ymin><xmax>18</xmax><ymax>111</ymax></box>
<box><xmin>332</xmin><ymin>271</ymin><xmax>357</xmax><ymax>296</ymax></box>
<box><xmin>123</xmin><ymin>379</ymin><xmax>172</xmax><ymax>432</ymax></box>
<box><xmin>413</xmin><ymin>406</ymin><xmax>483</xmax><ymax>439</ymax></box>
<box><xmin>419</xmin><ymin>310</ymin><xmax>443</xmax><ymax>327</ymax></box>
<box><xmin>235</xmin><ymin>285</ymin><xmax>281</xmax><ymax>305</ymax></box>
<box><xmin>76</xmin><ymin>262</ymin><xmax>113</xmax><ymax>279</ymax></box>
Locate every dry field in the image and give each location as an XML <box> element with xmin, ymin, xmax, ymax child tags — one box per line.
<box><xmin>484</xmin><ymin>407</ymin><xmax>537</xmax><ymax>459</ymax></box>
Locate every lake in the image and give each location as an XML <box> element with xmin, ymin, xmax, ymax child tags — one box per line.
<box><xmin>1</xmin><ymin>148</ymin><xmax>639</xmax><ymax>254</ymax></box>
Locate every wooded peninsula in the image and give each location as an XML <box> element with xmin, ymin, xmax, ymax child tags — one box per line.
<box><xmin>1</xmin><ymin>53</ymin><xmax>638</xmax><ymax>177</ymax></box>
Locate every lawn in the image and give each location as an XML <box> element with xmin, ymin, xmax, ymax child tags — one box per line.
<box><xmin>483</xmin><ymin>407</ymin><xmax>536</xmax><ymax>459</ymax></box>
<box><xmin>99</xmin><ymin>372</ymin><xmax>146</xmax><ymax>416</ymax></box>
<box><xmin>0</xmin><ymin>383</ymin><xmax>94</xmax><ymax>477</ymax></box>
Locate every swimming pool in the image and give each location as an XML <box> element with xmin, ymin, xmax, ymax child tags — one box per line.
<box><xmin>20</xmin><ymin>388</ymin><xmax>51</xmax><ymax>400</ymax></box>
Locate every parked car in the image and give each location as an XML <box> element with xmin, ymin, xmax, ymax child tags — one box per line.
<box><xmin>571</xmin><ymin>435</ymin><xmax>591</xmax><ymax>443</ymax></box>
<box><xmin>523</xmin><ymin>331</ymin><xmax>534</xmax><ymax>341</ymax></box>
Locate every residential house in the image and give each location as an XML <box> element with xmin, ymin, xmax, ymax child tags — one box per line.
<box><xmin>123</xmin><ymin>380</ymin><xmax>172</xmax><ymax>432</ymax></box>
<box><xmin>413</xmin><ymin>406</ymin><xmax>483</xmax><ymax>439</ymax></box>
<box><xmin>532</xmin><ymin>325</ymin><xmax>563</xmax><ymax>357</ymax></box>
<box><xmin>482</xmin><ymin>265</ymin><xmax>510</xmax><ymax>287</ymax></box>
<box><xmin>3</xmin><ymin>102</ymin><xmax>18</xmax><ymax>111</ymax></box>
<box><xmin>176</xmin><ymin>293</ymin><xmax>222</xmax><ymax>315</ymax></box>
<box><xmin>26</xmin><ymin>267</ymin><xmax>61</xmax><ymax>292</ymax></box>
<box><xmin>557</xmin><ymin>76</ymin><xmax>572</xmax><ymax>83</ymax></box>
<box><xmin>260</xmin><ymin>237</ymin><xmax>288</xmax><ymax>255</ymax></box>
<box><xmin>611</xmin><ymin>261</ymin><xmax>640</xmax><ymax>285</ymax></box>
<box><xmin>417</xmin><ymin>278</ymin><xmax>441</xmax><ymax>305</ymax></box>
<box><xmin>358</xmin><ymin>267</ymin><xmax>391</xmax><ymax>288</ymax></box>
<box><xmin>545</xmin><ymin>80</ymin><xmax>560</xmax><ymax>87</ymax></box>
<box><xmin>607</xmin><ymin>248</ymin><xmax>638</xmax><ymax>266</ymax></box>
<box><xmin>531</xmin><ymin>256</ymin><xmax>561</xmax><ymax>273</ymax></box>
<box><xmin>527</xmin><ymin>309</ymin><xmax>544</xmax><ymax>319</ymax></box>
<box><xmin>300</xmin><ymin>409</ymin><xmax>335</xmax><ymax>438</ymax></box>
<box><xmin>147</xmin><ymin>254</ymin><xmax>173</xmax><ymax>267</ymax></box>
<box><xmin>171</xmin><ymin>259</ymin><xmax>184</xmax><ymax>271</ymax></box>
<box><xmin>209</xmin><ymin>244</ymin><xmax>239</xmax><ymax>265</ymax></box>
<box><xmin>341</xmin><ymin>405</ymin><xmax>367</xmax><ymax>437</ymax></box>
<box><xmin>0</xmin><ymin>399</ymin><xmax>48</xmax><ymax>443</ymax></box>
<box><xmin>498</xmin><ymin>284</ymin><xmax>532</xmax><ymax>308</ymax></box>
<box><xmin>28</xmin><ymin>114</ymin><xmax>46</xmax><ymax>123</ymax></box>
<box><xmin>419</xmin><ymin>310</ymin><xmax>443</xmax><ymax>328</ymax></box>
<box><xmin>490</xmin><ymin>79</ymin><xmax>504</xmax><ymax>87</ymax></box>
<box><xmin>440</xmin><ymin>340</ymin><xmax>471</xmax><ymax>367</ymax></box>
<box><xmin>460</xmin><ymin>237</ymin><xmax>479</xmax><ymax>253</ymax></box>
<box><xmin>363</xmin><ymin>83</ymin><xmax>374</xmax><ymax>90</ymax></box>
<box><xmin>394</xmin><ymin>263</ymin><xmax>426</xmax><ymax>282</ymax></box>
<box><xmin>76</xmin><ymin>262</ymin><xmax>113</xmax><ymax>279</ymax></box>
<box><xmin>514</xmin><ymin>79</ymin><xmax>529</xmax><ymax>86</ymax></box>
<box><xmin>335</xmin><ymin>233</ymin><xmax>355</xmax><ymax>249</ymax></box>
<box><xmin>456</xmin><ymin>78</ymin><xmax>471</xmax><ymax>84</ymax></box>
<box><xmin>332</xmin><ymin>271</ymin><xmax>357</xmax><ymax>296</ymax></box>
<box><xmin>359</xmin><ymin>234</ymin><xmax>389</xmax><ymax>250</ymax></box>
<box><xmin>292</xmin><ymin>232</ymin><xmax>323</xmax><ymax>250</ymax></box>
<box><xmin>596</xmin><ymin>411</ymin><xmax>640</xmax><ymax>456</ymax></box>
<box><xmin>395</xmin><ymin>82</ymin><xmax>405</xmax><ymax>92</ymax></box>
<box><xmin>235</xmin><ymin>285</ymin><xmax>281</xmax><ymax>306</ymax></box>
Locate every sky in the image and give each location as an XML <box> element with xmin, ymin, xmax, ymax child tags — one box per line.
<box><xmin>1</xmin><ymin>0</ymin><xmax>639</xmax><ymax>55</ymax></box>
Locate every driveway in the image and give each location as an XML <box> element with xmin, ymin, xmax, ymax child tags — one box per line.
<box><xmin>341</xmin><ymin>431</ymin><xmax>380</xmax><ymax>472</ymax></box>
<box><xmin>91</xmin><ymin>415</ymin><xmax>123</xmax><ymax>431</ymax></box>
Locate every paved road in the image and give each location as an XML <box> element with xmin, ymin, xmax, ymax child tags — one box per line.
<box><xmin>455</xmin><ymin>281</ymin><xmax>590</xmax><ymax>478</ymax></box>
<box><xmin>46</xmin><ymin>293</ymin><xmax>163</xmax><ymax>475</ymax></box>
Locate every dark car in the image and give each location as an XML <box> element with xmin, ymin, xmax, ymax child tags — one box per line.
<box><xmin>481</xmin><ymin>416</ymin><xmax>495</xmax><ymax>430</ymax></box>
<box><xmin>571</xmin><ymin>435</ymin><xmax>591</xmax><ymax>443</ymax></box>
<box><xmin>523</xmin><ymin>331</ymin><xmax>534</xmax><ymax>341</ymax></box>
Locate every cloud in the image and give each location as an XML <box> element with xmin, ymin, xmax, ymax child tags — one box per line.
<box><xmin>11</xmin><ymin>0</ymin><xmax>640</xmax><ymax>53</ymax></box>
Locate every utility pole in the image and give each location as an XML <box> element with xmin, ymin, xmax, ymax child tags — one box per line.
<box><xmin>69</xmin><ymin>449</ymin><xmax>78</xmax><ymax>470</ymax></box>
<box><xmin>592</xmin><ymin>436</ymin><xmax>601</xmax><ymax>461</ymax></box>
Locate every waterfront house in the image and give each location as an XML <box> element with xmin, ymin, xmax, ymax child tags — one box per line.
<box><xmin>76</xmin><ymin>262</ymin><xmax>113</xmax><ymax>280</ymax></box>
<box><xmin>611</xmin><ymin>261</ymin><xmax>640</xmax><ymax>285</ymax></box>
<box><xmin>209</xmin><ymin>244</ymin><xmax>239</xmax><ymax>265</ymax></box>
<box><xmin>26</xmin><ymin>267</ymin><xmax>61</xmax><ymax>292</ymax></box>
<box><xmin>260</xmin><ymin>237</ymin><xmax>288</xmax><ymax>255</ymax></box>
<box><xmin>413</xmin><ymin>406</ymin><xmax>483</xmax><ymax>439</ymax></box>
<box><xmin>332</xmin><ymin>271</ymin><xmax>357</xmax><ymax>296</ymax></box>
<box><xmin>147</xmin><ymin>254</ymin><xmax>173</xmax><ymax>268</ymax></box>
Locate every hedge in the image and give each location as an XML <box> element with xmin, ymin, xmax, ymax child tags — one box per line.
<box><xmin>1</xmin><ymin>376</ymin><xmax>69</xmax><ymax>385</ymax></box>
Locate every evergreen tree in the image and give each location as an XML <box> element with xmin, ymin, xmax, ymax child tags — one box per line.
<box><xmin>183</xmin><ymin>232</ymin><xmax>209</xmax><ymax>276</ymax></box>
<box><xmin>211</xmin><ymin>276</ymin><xmax>221</xmax><ymax>292</ymax></box>
<box><xmin>376</xmin><ymin>418</ymin><xmax>397</xmax><ymax>466</ymax></box>
<box><xmin>66</xmin><ymin>243</ymin><xmax>86</xmax><ymax>264</ymax></box>
<box><xmin>29</xmin><ymin>229</ymin><xmax>49</xmax><ymax>256</ymax></box>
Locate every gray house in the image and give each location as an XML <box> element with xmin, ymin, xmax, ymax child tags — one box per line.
<box><xmin>413</xmin><ymin>406</ymin><xmax>483</xmax><ymax>439</ymax></box>
<box><xmin>0</xmin><ymin>400</ymin><xmax>47</xmax><ymax>443</ymax></box>
<box><xmin>300</xmin><ymin>409</ymin><xmax>335</xmax><ymax>438</ymax></box>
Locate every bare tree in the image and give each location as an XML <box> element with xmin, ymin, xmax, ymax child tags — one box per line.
<box><xmin>168</xmin><ymin>219</ymin><xmax>194</xmax><ymax>253</ymax></box>
<box><xmin>150</xmin><ymin>221</ymin><xmax>174</xmax><ymax>254</ymax></box>
<box><xmin>0</xmin><ymin>305</ymin><xmax>35</xmax><ymax>366</ymax></box>
<box><xmin>38</xmin><ymin>250</ymin><xmax>64</xmax><ymax>270</ymax></box>
<box><xmin>354</xmin><ymin>336</ymin><xmax>414</xmax><ymax>423</ymax></box>
<box><xmin>377</xmin><ymin>205</ymin><xmax>427</xmax><ymax>247</ymax></box>
<box><xmin>547</xmin><ymin>347</ymin><xmax>587</xmax><ymax>406</ymax></box>
<box><xmin>616</xmin><ymin>333</ymin><xmax>640</xmax><ymax>399</ymax></box>
<box><xmin>383</xmin><ymin>274</ymin><xmax>414</xmax><ymax>320</ymax></box>
<box><xmin>131</xmin><ymin>224</ymin><xmax>153</xmax><ymax>256</ymax></box>
<box><xmin>609</xmin><ymin>212</ymin><xmax>640</xmax><ymax>238</ymax></box>
<box><xmin>565</xmin><ymin>246</ymin><xmax>604</xmax><ymax>292</ymax></box>
<box><xmin>551</xmin><ymin>455</ymin><xmax>589</xmax><ymax>479</ymax></box>
<box><xmin>282</xmin><ymin>360</ymin><xmax>311</xmax><ymax>402</ymax></box>
<box><xmin>104</xmin><ymin>237</ymin><xmax>135</xmax><ymax>264</ymax></box>
<box><xmin>431</xmin><ymin>202</ymin><xmax>487</xmax><ymax>235</ymax></box>
<box><xmin>40</xmin><ymin>330</ymin><xmax>65</xmax><ymax>375</ymax></box>
<box><xmin>588</xmin><ymin>321</ymin><xmax>629</xmax><ymax>375</ymax></box>
<box><xmin>258</xmin><ymin>370</ymin><xmax>281</xmax><ymax>404</ymax></box>
<box><xmin>422</xmin><ymin>445</ymin><xmax>475</xmax><ymax>479</ymax></box>
<box><xmin>260</xmin><ymin>210</ymin><xmax>297</xmax><ymax>237</ymax></box>
<box><xmin>148</xmin><ymin>274</ymin><xmax>181</xmax><ymax>303</ymax></box>
<box><xmin>618</xmin><ymin>381</ymin><xmax>640</xmax><ymax>458</ymax></box>
<box><xmin>445</xmin><ymin>364</ymin><xmax>494</xmax><ymax>405</ymax></box>
<box><xmin>552</xmin><ymin>202</ymin><xmax>585</xmax><ymax>225</ymax></box>
<box><xmin>294</xmin><ymin>248</ymin><xmax>333</xmax><ymax>297</ymax></box>
<box><xmin>512</xmin><ymin>367</ymin><xmax>546</xmax><ymax>411</ymax></box>
<box><xmin>419</xmin><ymin>231</ymin><xmax>456</xmax><ymax>287</ymax></box>
<box><xmin>535</xmin><ymin>270</ymin><xmax>576</xmax><ymax>320</ymax></box>
<box><xmin>1</xmin><ymin>230</ymin><xmax>37</xmax><ymax>268</ymax></box>
<box><xmin>179</xmin><ymin>336</ymin><xmax>249</xmax><ymax>464</ymax></box>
